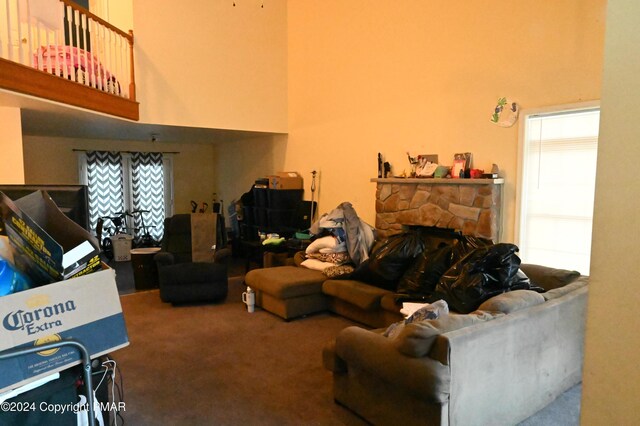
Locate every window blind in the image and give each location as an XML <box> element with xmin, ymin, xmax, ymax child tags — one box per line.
<box><xmin>519</xmin><ymin>109</ymin><xmax>599</xmax><ymax>275</ymax></box>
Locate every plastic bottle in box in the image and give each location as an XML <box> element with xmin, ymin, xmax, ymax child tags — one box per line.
<box><xmin>0</xmin><ymin>258</ymin><xmax>32</xmax><ymax>296</ymax></box>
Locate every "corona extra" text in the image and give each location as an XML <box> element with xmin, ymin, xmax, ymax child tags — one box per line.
<box><xmin>2</xmin><ymin>300</ymin><xmax>76</xmax><ymax>335</ymax></box>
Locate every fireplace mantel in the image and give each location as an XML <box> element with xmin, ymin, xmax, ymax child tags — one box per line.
<box><xmin>371</xmin><ymin>177</ymin><xmax>505</xmax><ymax>185</ymax></box>
<box><xmin>371</xmin><ymin>177</ymin><xmax>504</xmax><ymax>242</ymax></box>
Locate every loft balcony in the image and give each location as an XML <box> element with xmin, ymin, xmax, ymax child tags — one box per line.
<box><xmin>0</xmin><ymin>0</ymin><xmax>138</xmax><ymax>121</ymax></box>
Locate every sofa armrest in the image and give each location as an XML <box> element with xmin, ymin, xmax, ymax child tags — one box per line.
<box><xmin>322</xmin><ymin>339</ymin><xmax>347</xmax><ymax>374</ymax></box>
<box><xmin>154</xmin><ymin>251</ymin><xmax>175</xmax><ymax>267</ymax></box>
<box><xmin>335</xmin><ymin>326</ymin><xmax>450</xmax><ymax>403</ymax></box>
<box><xmin>214</xmin><ymin>247</ymin><xmax>232</xmax><ymax>263</ymax></box>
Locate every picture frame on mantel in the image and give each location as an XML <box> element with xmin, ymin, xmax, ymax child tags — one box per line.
<box><xmin>452</xmin><ymin>152</ymin><xmax>472</xmax><ymax>178</ymax></box>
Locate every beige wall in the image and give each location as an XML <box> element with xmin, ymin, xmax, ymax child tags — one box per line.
<box><xmin>581</xmin><ymin>0</ymin><xmax>640</xmax><ymax>423</ymax></box>
<box><xmin>283</xmin><ymin>0</ymin><xmax>606</xmax><ymax>239</ymax></box>
<box><xmin>0</xmin><ymin>107</ymin><xmax>25</xmax><ymax>184</ymax></box>
<box><xmin>213</xmin><ymin>134</ymin><xmax>287</xmax><ymax>207</ymax></box>
<box><xmin>22</xmin><ymin>136</ymin><xmax>217</xmax><ymax>215</ymax></box>
<box><xmin>91</xmin><ymin>0</ymin><xmax>133</xmax><ymax>32</ymax></box>
<box><xmin>132</xmin><ymin>0</ymin><xmax>287</xmax><ymax>133</ymax></box>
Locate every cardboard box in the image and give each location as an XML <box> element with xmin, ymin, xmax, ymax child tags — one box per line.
<box><xmin>268</xmin><ymin>172</ymin><xmax>303</xmax><ymax>190</ymax></box>
<box><xmin>0</xmin><ymin>268</ymin><xmax>128</xmax><ymax>393</ymax></box>
<box><xmin>0</xmin><ymin>191</ymin><xmax>101</xmax><ymax>286</ymax></box>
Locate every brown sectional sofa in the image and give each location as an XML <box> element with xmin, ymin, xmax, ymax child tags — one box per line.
<box><xmin>244</xmin><ymin>263</ymin><xmax>405</xmax><ymax>327</ymax></box>
<box><xmin>245</xmin><ymin>257</ymin><xmax>588</xmax><ymax>425</ymax></box>
<box><xmin>324</xmin><ymin>274</ymin><xmax>588</xmax><ymax>425</ymax></box>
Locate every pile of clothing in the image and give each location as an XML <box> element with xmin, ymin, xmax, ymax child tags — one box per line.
<box><xmin>300</xmin><ymin>202</ymin><xmax>376</xmax><ymax>277</ymax></box>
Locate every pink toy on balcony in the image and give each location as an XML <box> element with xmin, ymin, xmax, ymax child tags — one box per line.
<box><xmin>32</xmin><ymin>45</ymin><xmax>121</xmax><ymax>95</ymax></box>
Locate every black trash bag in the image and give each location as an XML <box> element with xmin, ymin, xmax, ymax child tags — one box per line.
<box><xmin>351</xmin><ymin>230</ymin><xmax>426</xmax><ymax>290</ymax></box>
<box><xmin>432</xmin><ymin>243</ymin><xmax>531</xmax><ymax>314</ymax></box>
<box><xmin>396</xmin><ymin>244</ymin><xmax>455</xmax><ymax>301</ymax></box>
<box><xmin>396</xmin><ymin>233</ymin><xmax>494</xmax><ymax>302</ymax></box>
<box><xmin>450</xmin><ymin>235</ymin><xmax>494</xmax><ymax>265</ymax></box>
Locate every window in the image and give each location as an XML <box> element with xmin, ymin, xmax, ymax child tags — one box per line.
<box><xmin>78</xmin><ymin>151</ymin><xmax>174</xmax><ymax>244</ymax></box>
<box><xmin>516</xmin><ymin>105</ymin><xmax>599</xmax><ymax>275</ymax></box>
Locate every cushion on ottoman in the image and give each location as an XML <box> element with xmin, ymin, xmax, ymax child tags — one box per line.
<box><xmin>323</xmin><ymin>280</ymin><xmax>393</xmax><ymax>310</ymax></box>
<box><xmin>244</xmin><ymin>266</ymin><xmax>326</xmax><ymax>299</ymax></box>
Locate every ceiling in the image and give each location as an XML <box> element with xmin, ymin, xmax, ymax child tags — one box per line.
<box><xmin>1</xmin><ymin>89</ymin><xmax>280</xmax><ymax>143</ymax></box>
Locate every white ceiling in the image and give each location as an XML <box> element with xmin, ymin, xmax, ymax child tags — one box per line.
<box><xmin>1</xmin><ymin>89</ymin><xmax>280</xmax><ymax>143</ymax></box>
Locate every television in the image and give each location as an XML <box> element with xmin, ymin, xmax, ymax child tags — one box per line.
<box><xmin>0</xmin><ymin>185</ymin><xmax>90</xmax><ymax>231</ymax></box>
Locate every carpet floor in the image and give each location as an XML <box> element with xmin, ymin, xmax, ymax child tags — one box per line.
<box><xmin>113</xmin><ymin>277</ymin><xmax>367</xmax><ymax>425</ymax></box>
<box><xmin>112</xmin><ymin>274</ymin><xmax>581</xmax><ymax>425</ymax></box>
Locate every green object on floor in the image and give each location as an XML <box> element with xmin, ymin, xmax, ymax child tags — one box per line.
<box><xmin>262</xmin><ymin>237</ymin><xmax>285</xmax><ymax>246</ymax></box>
<box><xmin>295</xmin><ymin>232</ymin><xmax>312</xmax><ymax>240</ymax></box>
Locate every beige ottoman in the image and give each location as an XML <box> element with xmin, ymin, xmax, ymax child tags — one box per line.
<box><xmin>244</xmin><ymin>266</ymin><xmax>329</xmax><ymax>320</ymax></box>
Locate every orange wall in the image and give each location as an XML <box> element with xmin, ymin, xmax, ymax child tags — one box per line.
<box><xmin>0</xmin><ymin>107</ymin><xmax>24</xmax><ymax>184</ymax></box>
<box><xmin>132</xmin><ymin>0</ymin><xmax>287</xmax><ymax>133</ymax></box>
<box><xmin>213</xmin><ymin>134</ymin><xmax>287</xmax><ymax>207</ymax></box>
<box><xmin>282</xmin><ymin>0</ymin><xmax>606</xmax><ymax>240</ymax></box>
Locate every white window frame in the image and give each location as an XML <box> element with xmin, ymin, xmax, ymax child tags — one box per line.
<box><xmin>515</xmin><ymin>100</ymin><xmax>600</xmax><ymax>272</ymax></box>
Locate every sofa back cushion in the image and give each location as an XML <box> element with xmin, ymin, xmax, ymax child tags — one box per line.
<box><xmin>519</xmin><ymin>264</ymin><xmax>581</xmax><ymax>291</ymax></box>
<box><xmin>542</xmin><ymin>277</ymin><xmax>588</xmax><ymax>301</ymax></box>
<box><xmin>164</xmin><ymin>214</ymin><xmax>193</xmax><ymax>264</ymax></box>
<box><xmin>476</xmin><ymin>289</ymin><xmax>545</xmax><ymax>314</ymax></box>
<box><xmin>394</xmin><ymin>313</ymin><xmax>497</xmax><ymax>358</ymax></box>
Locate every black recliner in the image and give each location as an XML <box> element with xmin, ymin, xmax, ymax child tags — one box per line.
<box><xmin>154</xmin><ymin>214</ymin><xmax>230</xmax><ymax>304</ymax></box>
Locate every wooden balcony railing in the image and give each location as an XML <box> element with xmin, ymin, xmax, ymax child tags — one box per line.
<box><xmin>0</xmin><ymin>0</ymin><xmax>138</xmax><ymax>120</ymax></box>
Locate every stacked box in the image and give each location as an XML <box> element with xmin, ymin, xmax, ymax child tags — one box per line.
<box><xmin>267</xmin><ymin>189</ymin><xmax>303</xmax><ymax>209</ymax></box>
<box><xmin>0</xmin><ymin>268</ymin><xmax>128</xmax><ymax>393</ymax></box>
<box><xmin>0</xmin><ymin>190</ymin><xmax>129</xmax><ymax>393</ymax></box>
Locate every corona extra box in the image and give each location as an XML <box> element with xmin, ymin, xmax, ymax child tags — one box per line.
<box><xmin>0</xmin><ymin>268</ymin><xmax>129</xmax><ymax>393</ymax></box>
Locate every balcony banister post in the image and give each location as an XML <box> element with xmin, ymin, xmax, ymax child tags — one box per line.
<box><xmin>128</xmin><ymin>30</ymin><xmax>135</xmax><ymax>101</ymax></box>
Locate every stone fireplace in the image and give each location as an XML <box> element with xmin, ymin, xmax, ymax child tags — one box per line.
<box><xmin>372</xmin><ymin>178</ymin><xmax>504</xmax><ymax>242</ymax></box>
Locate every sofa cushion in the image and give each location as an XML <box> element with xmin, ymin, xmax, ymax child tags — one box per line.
<box><xmin>301</xmin><ymin>258</ymin><xmax>334</xmax><ymax>271</ymax></box>
<box><xmin>244</xmin><ymin>266</ymin><xmax>326</xmax><ymax>299</ymax></box>
<box><xmin>384</xmin><ymin>300</ymin><xmax>449</xmax><ymax>339</ymax></box>
<box><xmin>519</xmin><ymin>264</ymin><xmax>581</xmax><ymax>291</ymax></box>
<box><xmin>323</xmin><ymin>279</ymin><xmax>392</xmax><ymax>310</ymax></box>
<box><xmin>543</xmin><ymin>277</ymin><xmax>588</xmax><ymax>301</ymax></box>
<box><xmin>476</xmin><ymin>290</ymin><xmax>545</xmax><ymax>314</ymax></box>
<box><xmin>306</xmin><ymin>235</ymin><xmax>342</xmax><ymax>253</ymax></box>
<box><xmin>324</xmin><ymin>264</ymin><xmax>355</xmax><ymax>278</ymax></box>
<box><xmin>394</xmin><ymin>313</ymin><xmax>495</xmax><ymax>358</ymax></box>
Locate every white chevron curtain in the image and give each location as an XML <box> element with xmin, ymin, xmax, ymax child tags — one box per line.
<box><xmin>86</xmin><ymin>151</ymin><xmax>125</xmax><ymax>234</ymax></box>
<box><xmin>131</xmin><ymin>152</ymin><xmax>165</xmax><ymax>243</ymax></box>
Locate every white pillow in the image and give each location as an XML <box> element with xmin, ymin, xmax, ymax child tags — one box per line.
<box><xmin>319</xmin><ymin>241</ymin><xmax>346</xmax><ymax>254</ymax></box>
<box><xmin>300</xmin><ymin>258</ymin><xmax>334</xmax><ymax>271</ymax></box>
<box><xmin>306</xmin><ymin>236</ymin><xmax>338</xmax><ymax>254</ymax></box>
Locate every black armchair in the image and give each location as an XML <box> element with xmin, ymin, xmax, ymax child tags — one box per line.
<box><xmin>154</xmin><ymin>214</ymin><xmax>230</xmax><ymax>304</ymax></box>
